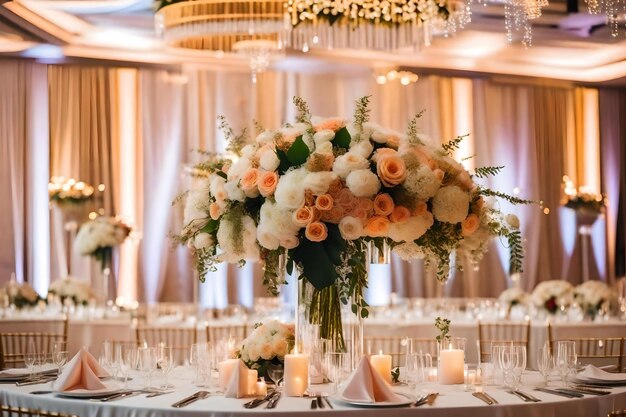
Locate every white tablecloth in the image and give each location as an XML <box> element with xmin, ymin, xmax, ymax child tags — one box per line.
<box><xmin>0</xmin><ymin>369</ymin><xmax>624</xmax><ymax>417</ymax></box>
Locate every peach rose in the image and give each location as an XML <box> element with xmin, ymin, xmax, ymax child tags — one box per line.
<box><xmin>386</xmin><ymin>134</ymin><xmax>401</xmax><ymax>149</ymax></box>
<box><xmin>293</xmin><ymin>206</ymin><xmax>315</xmax><ymax>227</ymax></box>
<box><xmin>258</xmin><ymin>171</ymin><xmax>278</xmax><ymax>197</ymax></box>
<box><xmin>428</xmin><ymin>160</ymin><xmax>438</xmax><ymax>171</ymax></box>
<box><xmin>337</xmin><ymin>188</ymin><xmax>354</xmax><ymax>206</ymax></box>
<box><xmin>241</xmin><ymin>168</ymin><xmax>259</xmax><ymax>195</ymax></box>
<box><xmin>358</xmin><ymin>198</ymin><xmax>374</xmax><ymax>213</ymax></box>
<box><xmin>322</xmin><ymin>206</ymin><xmax>345</xmax><ymax>224</ymax></box>
<box><xmin>461</xmin><ymin>213</ymin><xmax>480</xmax><ymax>236</ymax></box>
<box><xmin>352</xmin><ymin>207</ymin><xmax>369</xmax><ymax>221</ymax></box>
<box><xmin>472</xmin><ymin>196</ymin><xmax>485</xmax><ymax>214</ymax></box>
<box><xmin>304</xmin><ymin>190</ymin><xmax>315</xmax><ymax>207</ymax></box>
<box><xmin>314</xmin><ymin>118</ymin><xmax>344</xmax><ymax>132</ymax></box>
<box><xmin>389</xmin><ymin>206</ymin><xmax>411</xmax><ymax>223</ymax></box>
<box><xmin>365</xmin><ymin>216</ymin><xmax>390</xmax><ymax>237</ymax></box>
<box><xmin>456</xmin><ymin>171</ymin><xmax>474</xmax><ymax>191</ymax></box>
<box><xmin>328</xmin><ymin>179</ymin><xmax>343</xmax><ymax>196</ymax></box>
<box><xmin>433</xmin><ymin>168</ymin><xmax>445</xmax><ymax>182</ymax></box>
<box><xmin>413</xmin><ymin>201</ymin><xmax>428</xmax><ymax>216</ymax></box>
<box><xmin>377</xmin><ymin>156</ymin><xmax>407</xmax><ymax>187</ymax></box>
<box><xmin>305</xmin><ymin>221</ymin><xmax>328</xmax><ymax>242</ymax></box>
<box><xmin>372</xmin><ymin>148</ymin><xmax>397</xmax><ymax>163</ymax></box>
<box><xmin>209</xmin><ymin>202</ymin><xmax>223</xmax><ymax>220</ymax></box>
<box><xmin>315</xmin><ymin>194</ymin><xmax>334</xmax><ymax>211</ymax></box>
<box><xmin>373</xmin><ymin>193</ymin><xmax>395</xmax><ymax>216</ymax></box>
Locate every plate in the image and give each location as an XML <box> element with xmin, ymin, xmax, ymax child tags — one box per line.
<box><xmin>574</xmin><ymin>379</ymin><xmax>626</xmax><ymax>386</ymax></box>
<box><xmin>54</xmin><ymin>385</ymin><xmax>123</xmax><ymax>398</ymax></box>
<box><xmin>333</xmin><ymin>392</ymin><xmax>415</xmax><ymax>408</ymax></box>
<box><xmin>0</xmin><ymin>366</ymin><xmax>58</xmax><ymax>382</ymax></box>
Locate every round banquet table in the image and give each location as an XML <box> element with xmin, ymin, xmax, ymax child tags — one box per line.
<box><xmin>1</xmin><ymin>369</ymin><xmax>625</xmax><ymax>417</ymax></box>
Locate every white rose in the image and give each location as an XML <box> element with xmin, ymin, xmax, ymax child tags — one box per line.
<box><xmin>315</xmin><ymin>141</ymin><xmax>334</xmax><ymax>156</ymax></box>
<box><xmin>259</xmin><ymin>149</ymin><xmax>280</xmax><ymax>172</ymax></box>
<box><xmin>257</xmin><ymin>226</ymin><xmax>280</xmax><ymax>250</ymax></box>
<box><xmin>256</xmin><ymin>130</ymin><xmax>275</xmax><ymax>145</ymax></box>
<box><xmin>313</xmin><ymin>130</ymin><xmax>335</xmax><ymax>147</ymax></box>
<box><xmin>194</xmin><ymin>232</ymin><xmax>213</xmax><ymax>250</ymax></box>
<box><xmin>388</xmin><ymin>213</ymin><xmax>434</xmax><ymax>242</ymax></box>
<box><xmin>241</xmin><ymin>144</ymin><xmax>258</xmax><ymax>159</ymax></box>
<box><xmin>227</xmin><ymin>157</ymin><xmax>252</xmax><ymax>181</ymax></box>
<box><xmin>274</xmin><ymin>168</ymin><xmax>307</xmax><ymax>209</ymax></box>
<box><xmin>210</xmin><ymin>176</ymin><xmax>227</xmax><ymax>202</ymax></box>
<box><xmin>257</xmin><ymin>200</ymin><xmax>300</xmax><ymax>245</ymax></box>
<box><xmin>506</xmin><ymin>214</ymin><xmax>520</xmax><ymax>229</ymax></box>
<box><xmin>338</xmin><ymin>216</ymin><xmax>363</xmax><ymax>240</ymax></box>
<box><xmin>280</xmin><ymin>235</ymin><xmax>299</xmax><ymax>249</ymax></box>
<box><xmin>332</xmin><ymin>152</ymin><xmax>369</xmax><ymax>179</ymax></box>
<box><xmin>346</xmin><ymin>169</ymin><xmax>381</xmax><ymax>198</ymax></box>
<box><xmin>303</xmin><ymin>172</ymin><xmax>338</xmax><ymax>195</ymax></box>
<box><xmin>432</xmin><ymin>185</ymin><xmax>470</xmax><ymax>224</ymax></box>
<box><xmin>183</xmin><ymin>179</ymin><xmax>210</xmax><ymax>225</ymax></box>
<box><xmin>349</xmin><ymin>140</ymin><xmax>374</xmax><ymax>159</ymax></box>
<box><xmin>224</xmin><ymin>180</ymin><xmax>245</xmax><ymax>202</ymax></box>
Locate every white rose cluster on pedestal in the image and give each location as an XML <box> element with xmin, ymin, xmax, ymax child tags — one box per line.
<box><xmin>74</xmin><ymin>216</ymin><xmax>131</xmax><ymax>257</ymax></box>
<box><xmin>573</xmin><ymin>280</ymin><xmax>618</xmax><ymax>317</ymax></box>
<box><xmin>531</xmin><ymin>280</ymin><xmax>574</xmax><ymax>314</ymax></box>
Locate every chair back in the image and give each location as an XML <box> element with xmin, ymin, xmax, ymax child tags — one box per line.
<box><xmin>0</xmin><ymin>403</ymin><xmax>78</xmax><ymax>417</ymax></box>
<box><xmin>0</xmin><ymin>319</ymin><xmax>68</xmax><ymax>369</ymax></box>
<box><xmin>205</xmin><ymin>323</ymin><xmax>248</xmax><ymax>345</ymax></box>
<box><xmin>478</xmin><ymin>321</ymin><xmax>530</xmax><ymax>362</ymax></box>
<box><xmin>135</xmin><ymin>325</ymin><xmax>197</xmax><ymax>365</ymax></box>
<box><xmin>551</xmin><ymin>337</ymin><xmax>624</xmax><ymax>370</ymax></box>
<box><xmin>363</xmin><ymin>336</ymin><xmax>437</xmax><ymax>368</ymax></box>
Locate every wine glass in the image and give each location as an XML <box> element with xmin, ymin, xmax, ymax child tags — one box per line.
<box><xmin>267</xmin><ymin>362</ymin><xmax>285</xmax><ymax>392</ymax></box>
<box><xmin>24</xmin><ymin>338</ymin><xmax>37</xmax><ymax>378</ymax></box>
<box><xmin>536</xmin><ymin>343</ymin><xmax>553</xmax><ymax>386</ymax></box>
<box><xmin>117</xmin><ymin>344</ymin><xmax>137</xmax><ymax>387</ymax></box>
<box><xmin>100</xmin><ymin>341</ymin><xmax>113</xmax><ymax>373</ymax></box>
<box><xmin>156</xmin><ymin>343</ymin><xmax>175</xmax><ymax>389</ymax></box>
<box><xmin>498</xmin><ymin>345</ymin><xmax>517</xmax><ymax>389</ymax></box>
<box><xmin>512</xmin><ymin>346</ymin><xmax>526</xmax><ymax>389</ymax></box>
<box><xmin>556</xmin><ymin>341</ymin><xmax>576</xmax><ymax>387</ymax></box>
<box><xmin>323</xmin><ymin>352</ymin><xmax>348</xmax><ymax>394</ymax></box>
<box><xmin>138</xmin><ymin>347</ymin><xmax>157</xmax><ymax>390</ymax></box>
<box><xmin>52</xmin><ymin>341</ymin><xmax>68</xmax><ymax>375</ymax></box>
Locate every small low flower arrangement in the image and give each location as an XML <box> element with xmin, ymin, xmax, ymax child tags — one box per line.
<box><xmin>47</xmin><ymin>277</ymin><xmax>95</xmax><ymax>306</ymax></box>
<box><xmin>573</xmin><ymin>280</ymin><xmax>617</xmax><ymax>319</ymax></box>
<box><xmin>499</xmin><ymin>287</ymin><xmax>530</xmax><ymax>309</ymax></box>
<box><xmin>236</xmin><ymin>320</ymin><xmax>295</xmax><ymax>376</ymax></box>
<box><xmin>531</xmin><ymin>280</ymin><xmax>573</xmax><ymax>315</ymax></box>
<box><xmin>0</xmin><ymin>280</ymin><xmax>41</xmax><ymax>309</ymax></box>
<box><xmin>74</xmin><ymin>216</ymin><xmax>131</xmax><ymax>268</ymax></box>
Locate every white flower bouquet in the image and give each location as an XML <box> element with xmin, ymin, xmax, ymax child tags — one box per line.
<box><xmin>531</xmin><ymin>280</ymin><xmax>574</xmax><ymax>314</ymax></box>
<box><xmin>236</xmin><ymin>320</ymin><xmax>295</xmax><ymax>375</ymax></box>
<box><xmin>175</xmin><ymin>96</ymin><xmax>530</xmax><ymax>345</ymax></box>
<box><xmin>499</xmin><ymin>287</ymin><xmax>530</xmax><ymax>309</ymax></box>
<box><xmin>47</xmin><ymin>276</ymin><xmax>95</xmax><ymax>306</ymax></box>
<box><xmin>573</xmin><ymin>280</ymin><xmax>617</xmax><ymax>318</ymax></box>
<box><xmin>48</xmin><ymin>176</ymin><xmax>94</xmax><ymax>205</ymax></box>
<box><xmin>74</xmin><ymin>216</ymin><xmax>131</xmax><ymax>268</ymax></box>
<box><xmin>0</xmin><ymin>281</ymin><xmax>40</xmax><ymax>309</ymax></box>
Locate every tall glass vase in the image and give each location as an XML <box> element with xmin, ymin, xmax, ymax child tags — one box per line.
<box><xmin>93</xmin><ymin>247</ymin><xmax>115</xmax><ymax>307</ymax></box>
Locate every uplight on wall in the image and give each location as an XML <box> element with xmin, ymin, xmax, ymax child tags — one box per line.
<box><xmin>375</xmin><ymin>70</ymin><xmax>419</xmax><ymax>86</ymax></box>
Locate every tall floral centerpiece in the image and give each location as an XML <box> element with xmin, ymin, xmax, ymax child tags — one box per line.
<box><xmin>74</xmin><ymin>216</ymin><xmax>131</xmax><ymax>303</ymax></box>
<box><xmin>531</xmin><ymin>280</ymin><xmax>573</xmax><ymax>316</ymax></box>
<box><xmin>175</xmin><ymin>96</ymin><xmax>530</xmax><ymax>353</ymax></box>
<box><xmin>573</xmin><ymin>280</ymin><xmax>617</xmax><ymax>319</ymax></box>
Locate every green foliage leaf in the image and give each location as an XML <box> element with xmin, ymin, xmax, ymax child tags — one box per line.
<box><xmin>216</xmin><ymin>170</ymin><xmax>227</xmax><ymax>180</ymax></box>
<box><xmin>292</xmin><ymin>239</ymin><xmax>338</xmax><ymax>289</ymax></box>
<box><xmin>199</xmin><ymin>219</ymin><xmax>218</xmax><ymax>234</ymax></box>
<box><xmin>479</xmin><ymin>187</ymin><xmax>536</xmax><ymax>205</ymax></box>
<box><xmin>286</xmin><ymin>136</ymin><xmax>310</xmax><ymax>166</ymax></box>
<box><xmin>441</xmin><ymin>134</ymin><xmax>469</xmax><ymax>155</ymax></box>
<box><xmin>473</xmin><ymin>166</ymin><xmax>504</xmax><ymax>178</ymax></box>
<box><xmin>275</xmin><ymin>149</ymin><xmax>291</xmax><ymax>175</ymax></box>
<box><xmin>332</xmin><ymin>127</ymin><xmax>351</xmax><ymax>149</ymax></box>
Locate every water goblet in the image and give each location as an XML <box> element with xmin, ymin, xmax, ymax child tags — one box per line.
<box><xmin>138</xmin><ymin>347</ymin><xmax>157</xmax><ymax>390</ymax></box>
<box><xmin>52</xmin><ymin>341</ymin><xmax>68</xmax><ymax>375</ymax></box>
<box><xmin>324</xmin><ymin>352</ymin><xmax>348</xmax><ymax>394</ymax></box>
<box><xmin>556</xmin><ymin>341</ymin><xmax>576</xmax><ymax>387</ymax></box>
<box><xmin>512</xmin><ymin>346</ymin><xmax>526</xmax><ymax>389</ymax></box>
<box><xmin>536</xmin><ymin>343</ymin><xmax>553</xmax><ymax>387</ymax></box>
<box><xmin>267</xmin><ymin>363</ymin><xmax>285</xmax><ymax>391</ymax></box>
<box><xmin>156</xmin><ymin>343</ymin><xmax>176</xmax><ymax>389</ymax></box>
<box><xmin>24</xmin><ymin>338</ymin><xmax>37</xmax><ymax>378</ymax></box>
<box><xmin>498</xmin><ymin>345</ymin><xmax>517</xmax><ymax>389</ymax></box>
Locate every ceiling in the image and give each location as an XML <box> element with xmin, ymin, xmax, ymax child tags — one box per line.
<box><xmin>1</xmin><ymin>0</ymin><xmax>626</xmax><ymax>85</ymax></box>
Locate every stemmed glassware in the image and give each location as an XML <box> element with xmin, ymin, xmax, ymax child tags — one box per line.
<box><xmin>138</xmin><ymin>347</ymin><xmax>157</xmax><ymax>390</ymax></box>
<box><xmin>536</xmin><ymin>343</ymin><xmax>553</xmax><ymax>386</ymax></box>
<box><xmin>114</xmin><ymin>344</ymin><xmax>136</xmax><ymax>387</ymax></box>
<box><xmin>156</xmin><ymin>343</ymin><xmax>175</xmax><ymax>389</ymax></box>
<box><xmin>499</xmin><ymin>345</ymin><xmax>517</xmax><ymax>389</ymax></box>
<box><xmin>24</xmin><ymin>338</ymin><xmax>37</xmax><ymax>378</ymax></box>
<box><xmin>267</xmin><ymin>363</ymin><xmax>285</xmax><ymax>392</ymax></box>
<box><xmin>52</xmin><ymin>341</ymin><xmax>69</xmax><ymax>375</ymax></box>
<box><xmin>511</xmin><ymin>346</ymin><xmax>526</xmax><ymax>389</ymax></box>
<box><xmin>323</xmin><ymin>352</ymin><xmax>348</xmax><ymax>394</ymax></box>
<box><xmin>556</xmin><ymin>341</ymin><xmax>577</xmax><ymax>387</ymax></box>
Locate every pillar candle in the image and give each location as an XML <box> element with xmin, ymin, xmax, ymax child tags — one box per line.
<box><xmin>428</xmin><ymin>368</ymin><xmax>438</xmax><ymax>382</ymax></box>
<box><xmin>370</xmin><ymin>352</ymin><xmax>392</xmax><ymax>384</ymax></box>
<box><xmin>438</xmin><ymin>348</ymin><xmax>464</xmax><ymax>384</ymax></box>
<box><xmin>247</xmin><ymin>369</ymin><xmax>258</xmax><ymax>396</ymax></box>
<box><xmin>256</xmin><ymin>379</ymin><xmax>267</xmax><ymax>397</ymax></box>
<box><xmin>218</xmin><ymin>359</ymin><xmax>240</xmax><ymax>390</ymax></box>
<box><xmin>284</xmin><ymin>353</ymin><xmax>309</xmax><ymax>397</ymax></box>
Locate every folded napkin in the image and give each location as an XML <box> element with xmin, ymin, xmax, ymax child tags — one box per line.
<box><xmin>0</xmin><ymin>364</ymin><xmax>57</xmax><ymax>376</ymax></box>
<box><xmin>577</xmin><ymin>365</ymin><xmax>626</xmax><ymax>382</ymax></box>
<box><xmin>53</xmin><ymin>348</ymin><xmax>110</xmax><ymax>391</ymax></box>
<box><xmin>224</xmin><ymin>360</ymin><xmax>257</xmax><ymax>398</ymax></box>
<box><xmin>340</xmin><ymin>357</ymin><xmax>403</xmax><ymax>403</ymax></box>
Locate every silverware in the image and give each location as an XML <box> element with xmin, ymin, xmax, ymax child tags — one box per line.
<box><xmin>316</xmin><ymin>395</ymin><xmax>324</xmax><ymax>409</ymax></box>
<box><xmin>244</xmin><ymin>391</ymin><xmax>276</xmax><ymax>409</ymax></box>
<box><xmin>472</xmin><ymin>392</ymin><xmax>494</xmax><ymax>405</ymax></box>
<box><xmin>534</xmin><ymin>387</ymin><xmax>583</xmax><ymax>398</ymax></box>
<box><xmin>30</xmin><ymin>391</ymin><xmax>54</xmax><ymax>395</ymax></box>
<box><xmin>514</xmin><ymin>390</ymin><xmax>541</xmax><ymax>402</ymax></box>
<box><xmin>507</xmin><ymin>390</ymin><xmax>533</xmax><ymax>402</ymax></box>
<box><xmin>16</xmin><ymin>377</ymin><xmax>56</xmax><ymax>387</ymax></box>
<box><xmin>555</xmin><ymin>388</ymin><xmax>587</xmax><ymax>398</ymax></box>
<box><xmin>322</xmin><ymin>394</ymin><xmax>333</xmax><ymax>409</ymax></box>
<box><xmin>172</xmin><ymin>390</ymin><xmax>210</xmax><ymax>408</ymax></box>
<box><xmin>99</xmin><ymin>391</ymin><xmax>141</xmax><ymax>402</ymax></box>
<box><xmin>413</xmin><ymin>394</ymin><xmax>429</xmax><ymax>407</ymax></box>
<box><xmin>426</xmin><ymin>392</ymin><xmax>439</xmax><ymax>406</ymax></box>
<box><xmin>310</xmin><ymin>399</ymin><xmax>318</xmax><ymax>410</ymax></box>
<box><xmin>482</xmin><ymin>392</ymin><xmax>498</xmax><ymax>404</ymax></box>
<box><xmin>266</xmin><ymin>391</ymin><xmax>281</xmax><ymax>409</ymax></box>
<box><xmin>570</xmin><ymin>386</ymin><xmax>611</xmax><ymax>396</ymax></box>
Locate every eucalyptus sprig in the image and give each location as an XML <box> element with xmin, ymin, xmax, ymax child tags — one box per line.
<box><xmin>441</xmin><ymin>134</ymin><xmax>470</xmax><ymax>155</ymax></box>
<box><xmin>435</xmin><ymin>317</ymin><xmax>451</xmax><ymax>343</ymax></box>
<box><xmin>473</xmin><ymin>166</ymin><xmax>504</xmax><ymax>178</ymax></box>
<box><xmin>478</xmin><ymin>187</ymin><xmax>536</xmax><ymax>205</ymax></box>
<box><xmin>407</xmin><ymin>110</ymin><xmax>426</xmax><ymax>146</ymax></box>
<box><xmin>353</xmin><ymin>95</ymin><xmax>371</xmax><ymax>134</ymax></box>
<box><xmin>293</xmin><ymin>96</ymin><xmax>312</xmax><ymax>125</ymax></box>
<box><xmin>217</xmin><ymin>115</ymin><xmax>248</xmax><ymax>157</ymax></box>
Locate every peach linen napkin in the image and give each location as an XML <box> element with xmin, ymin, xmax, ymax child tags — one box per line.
<box><xmin>340</xmin><ymin>357</ymin><xmax>403</xmax><ymax>403</ymax></box>
<box><xmin>53</xmin><ymin>348</ymin><xmax>110</xmax><ymax>391</ymax></box>
<box><xmin>224</xmin><ymin>360</ymin><xmax>257</xmax><ymax>398</ymax></box>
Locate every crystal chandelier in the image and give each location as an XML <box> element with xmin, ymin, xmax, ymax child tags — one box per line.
<box><xmin>286</xmin><ymin>0</ymin><xmax>471</xmax><ymax>51</ymax></box>
<box><xmin>584</xmin><ymin>0</ymin><xmax>626</xmax><ymax>36</ymax></box>
<box><xmin>155</xmin><ymin>0</ymin><xmax>290</xmax><ymax>81</ymax></box>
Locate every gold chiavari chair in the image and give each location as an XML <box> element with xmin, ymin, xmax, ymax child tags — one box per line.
<box><xmin>478</xmin><ymin>320</ymin><xmax>531</xmax><ymax>362</ymax></box>
<box><xmin>0</xmin><ymin>318</ymin><xmax>68</xmax><ymax>370</ymax></box>
<box><xmin>135</xmin><ymin>325</ymin><xmax>197</xmax><ymax>365</ymax></box>
<box><xmin>205</xmin><ymin>323</ymin><xmax>249</xmax><ymax>345</ymax></box>
<box><xmin>364</xmin><ymin>336</ymin><xmax>405</xmax><ymax>368</ymax></box>
<box><xmin>550</xmin><ymin>337</ymin><xmax>624</xmax><ymax>370</ymax></box>
<box><xmin>0</xmin><ymin>404</ymin><xmax>77</xmax><ymax>417</ymax></box>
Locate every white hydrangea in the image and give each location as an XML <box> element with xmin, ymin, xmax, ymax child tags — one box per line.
<box><xmin>216</xmin><ymin>214</ymin><xmax>259</xmax><ymax>262</ymax></box>
<box><xmin>392</xmin><ymin>241</ymin><xmax>427</xmax><ymax>261</ymax></box>
<box><xmin>274</xmin><ymin>168</ymin><xmax>308</xmax><ymax>209</ymax></box>
<box><xmin>183</xmin><ymin>179</ymin><xmax>210</xmax><ymax>225</ymax></box>
<box><xmin>432</xmin><ymin>185</ymin><xmax>470</xmax><ymax>224</ymax></box>
<box><xmin>403</xmin><ymin>165</ymin><xmax>442</xmax><ymax>200</ymax></box>
<box><xmin>74</xmin><ymin>217</ymin><xmax>130</xmax><ymax>256</ymax></box>
<box><xmin>573</xmin><ymin>280</ymin><xmax>617</xmax><ymax>313</ymax></box>
<box><xmin>346</xmin><ymin>169</ymin><xmax>381</xmax><ymax>198</ymax></box>
<box><xmin>388</xmin><ymin>213</ymin><xmax>434</xmax><ymax>243</ymax></box>
<box><xmin>349</xmin><ymin>139</ymin><xmax>374</xmax><ymax>159</ymax></box>
<box><xmin>256</xmin><ymin>200</ymin><xmax>300</xmax><ymax>250</ymax></box>
<box><xmin>255</xmin><ymin>130</ymin><xmax>275</xmax><ymax>145</ymax></box>
<box><xmin>227</xmin><ymin>157</ymin><xmax>252</xmax><ymax>181</ymax></box>
<box><xmin>224</xmin><ymin>180</ymin><xmax>245</xmax><ymax>202</ymax></box>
